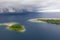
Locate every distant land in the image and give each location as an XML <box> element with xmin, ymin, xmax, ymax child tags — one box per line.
<box><xmin>28</xmin><ymin>18</ymin><xmax>60</xmax><ymax>25</ymax></box>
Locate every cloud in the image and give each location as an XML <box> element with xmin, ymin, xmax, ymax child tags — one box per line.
<box><xmin>38</xmin><ymin>0</ymin><xmax>60</xmax><ymax>12</ymax></box>
<box><xmin>0</xmin><ymin>0</ymin><xmax>36</xmax><ymax>13</ymax></box>
<box><xmin>0</xmin><ymin>0</ymin><xmax>60</xmax><ymax>13</ymax></box>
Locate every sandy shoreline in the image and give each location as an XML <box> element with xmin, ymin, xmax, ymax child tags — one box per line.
<box><xmin>28</xmin><ymin>18</ymin><xmax>60</xmax><ymax>23</ymax></box>
<box><xmin>7</xmin><ymin>25</ymin><xmax>26</xmax><ymax>32</ymax></box>
<box><xmin>0</xmin><ymin>22</ymin><xmax>17</xmax><ymax>26</ymax></box>
<box><xmin>28</xmin><ymin>18</ymin><xmax>45</xmax><ymax>23</ymax></box>
<box><xmin>0</xmin><ymin>22</ymin><xmax>26</xmax><ymax>32</ymax></box>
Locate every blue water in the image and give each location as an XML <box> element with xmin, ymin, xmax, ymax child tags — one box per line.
<box><xmin>0</xmin><ymin>12</ymin><xmax>60</xmax><ymax>40</ymax></box>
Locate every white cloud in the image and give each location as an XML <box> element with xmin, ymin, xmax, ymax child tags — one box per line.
<box><xmin>38</xmin><ymin>0</ymin><xmax>60</xmax><ymax>12</ymax></box>
<box><xmin>0</xmin><ymin>0</ymin><xmax>60</xmax><ymax>13</ymax></box>
<box><xmin>0</xmin><ymin>0</ymin><xmax>39</xmax><ymax>13</ymax></box>
<box><xmin>38</xmin><ymin>9</ymin><xmax>60</xmax><ymax>12</ymax></box>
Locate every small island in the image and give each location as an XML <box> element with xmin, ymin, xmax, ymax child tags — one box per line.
<box><xmin>0</xmin><ymin>22</ymin><xmax>26</xmax><ymax>32</ymax></box>
<box><xmin>28</xmin><ymin>18</ymin><xmax>60</xmax><ymax>24</ymax></box>
<box><xmin>7</xmin><ymin>23</ymin><xmax>26</xmax><ymax>32</ymax></box>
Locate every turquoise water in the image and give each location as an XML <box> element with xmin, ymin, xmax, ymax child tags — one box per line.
<box><xmin>0</xmin><ymin>12</ymin><xmax>60</xmax><ymax>40</ymax></box>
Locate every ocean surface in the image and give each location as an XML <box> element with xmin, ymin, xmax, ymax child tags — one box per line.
<box><xmin>0</xmin><ymin>12</ymin><xmax>60</xmax><ymax>40</ymax></box>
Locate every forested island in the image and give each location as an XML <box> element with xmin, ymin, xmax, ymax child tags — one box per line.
<box><xmin>0</xmin><ymin>22</ymin><xmax>26</xmax><ymax>32</ymax></box>
<box><xmin>7</xmin><ymin>23</ymin><xmax>26</xmax><ymax>32</ymax></box>
<box><xmin>28</xmin><ymin>18</ymin><xmax>60</xmax><ymax>24</ymax></box>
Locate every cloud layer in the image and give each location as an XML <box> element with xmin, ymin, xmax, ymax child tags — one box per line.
<box><xmin>0</xmin><ymin>0</ymin><xmax>39</xmax><ymax>13</ymax></box>
<box><xmin>0</xmin><ymin>0</ymin><xmax>60</xmax><ymax>13</ymax></box>
<box><xmin>39</xmin><ymin>0</ymin><xmax>60</xmax><ymax>12</ymax></box>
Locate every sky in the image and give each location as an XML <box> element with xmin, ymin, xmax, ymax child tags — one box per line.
<box><xmin>0</xmin><ymin>0</ymin><xmax>60</xmax><ymax>12</ymax></box>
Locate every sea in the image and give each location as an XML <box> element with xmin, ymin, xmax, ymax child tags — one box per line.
<box><xmin>0</xmin><ymin>12</ymin><xmax>60</xmax><ymax>40</ymax></box>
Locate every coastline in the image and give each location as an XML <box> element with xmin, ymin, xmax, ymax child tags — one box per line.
<box><xmin>0</xmin><ymin>22</ymin><xmax>26</xmax><ymax>32</ymax></box>
<box><xmin>7</xmin><ymin>25</ymin><xmax>26</xmax><ymax>32</ymax></box>
<box><xmin>0</xmin><ymin>22</ymin><xmax>17</xmax><ymax>26</ymax></box>
<box><xmin>28</xmin><ymin>18</ymin><xmax>60</xmax><ymax>23</ymax></box>
<box><xmin>28</xmin><ymin>18</ymin><xmax>45</xmax><ymax>23</ymax></box>
<box><xmin>19</xmin><ymin>26</ymin><xmax>26</xmax><ymax>32</ymax></box>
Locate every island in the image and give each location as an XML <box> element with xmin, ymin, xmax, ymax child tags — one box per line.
<box><xmin>7</xmin><ymin>23</ymin><xmax>26</xmax><ymax>32</ymax></box>
<box><xmin>0</xmin><ymin>22</ymin><xmax>26</xmax><ymax>32</ymax></box>
<box><xmin>28</xmin><ymin>18</ymin><xmax>60</xmax><ymax>24</ymax></box>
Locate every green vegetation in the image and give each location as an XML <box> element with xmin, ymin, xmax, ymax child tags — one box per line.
<box><xmin>37</xmin><ymin>19</ymin><xmax>60</xmax><ymax>24</ymax></box>
<box><xmin>7</xmin><ymin>23</ymin><xmax>25</xmax><ymax>32</ymax></box>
